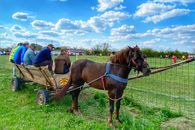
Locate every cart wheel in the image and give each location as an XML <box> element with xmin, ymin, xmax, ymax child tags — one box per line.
<box><xmin>36</xmin><ymin>90</ymin><xmax>49</xmax><ymax>105</ymax></box>
<box><xmin>11</xmin><ymin>77</ymin><xmax>21</xmax><ymax>92</ymax></box>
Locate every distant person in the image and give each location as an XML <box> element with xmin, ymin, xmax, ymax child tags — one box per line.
<box><xmin>9</xmin><ymin>43</ymin><xmax>23</xmax><ymax>63</ymax></box>
<box><xmin>23</xmin><ymin>43</ymin><xmax>36</xmax><ymax>65</ymax></box>
<box><xmin>172</xmin><ymin>55</ymin><xmax>177</xmax><ymax>63</ymax></box>
<box><xmin>54</xmin><ymin>49</ymin><xmax>71</xmax><ymax>74</ymax></box>
<box><xmin>33</xmin><ymin>44</ymin><xmax>54</xmax><ymax>72</ymax></box>
<box><xmin>13</xmin><ymin>42</ymin><xmax>29</xmax><ymax>64</ymax></box>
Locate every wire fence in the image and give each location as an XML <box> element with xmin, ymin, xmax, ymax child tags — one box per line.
<box><xmin>127</xmin><ymin>57</ymin><xmax>195</xmax><ymax>118</ymax></box>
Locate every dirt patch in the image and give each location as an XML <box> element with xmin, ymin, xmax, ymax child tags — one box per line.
<box><xmin>161</xmin><ymin>117</ymin><xmax>195</xmax><ymax>130</ymax></box>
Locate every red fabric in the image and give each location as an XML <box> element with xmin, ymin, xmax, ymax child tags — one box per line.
<box><xmin>172</xmin><ymin>56</ymin><xmax>177</xmax><ymax>63</ymax></box>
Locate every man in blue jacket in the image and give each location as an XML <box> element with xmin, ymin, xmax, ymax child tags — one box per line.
<box><xmin>13</xmin><ymin>42</ymin><xmax>29</xmax><ymax>64</ymax></box>
<box><xmin>23</xmin><ymin>43</ymin><xmax>36</xmax><ymax>65</ymax></box>
<box><xmin>33</xmin><ymin>44</ymin><xmax>54</xmax><ymax>71</ymax></box>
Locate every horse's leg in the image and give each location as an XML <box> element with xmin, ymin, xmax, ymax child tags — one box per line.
<box><xmin>115</xmin><ymin>99</ymin><xmax>122</xmax><ymax>124</ymax></box>
<box><xmin>108</xmin><ymin>91</ymin><xmax>115</xmax><ymax>127</ymax></box>
<box><xmin>115</xmin><ymin>91</ymin><xmax>123</xmax><ymax>124</ymax></box>
<box><xmin>70</xmin><ymin>89</ymin><xmax>81</xmax><ymax>115</ymax></box>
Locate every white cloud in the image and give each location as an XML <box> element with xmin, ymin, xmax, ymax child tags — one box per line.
<box><xmin>31</xmin><ymin>20</ymin><xmax>54</xmax><ymax>29</ymax></box>
<box><xmin>144</xmin><ymin>9</ymin><xmax>191</xmax><ymax>23</ymax></box>
<box><xmin>87</xmin><ymin>16</ymin><xmax>107</xmax><ymax>32</ymax></box>
<box><xmin>12</xmin><ymin>12</ymin><xmax>30</xmax><ymax>21</ymax></box>
<box><xmin>147</xmin><ymin>24</ymin><xmax>195</xmax><ymax>37</ymax></box>
<box><xmin>14</xmin><ymin>32</ymin><xmax>37</xmax><ymax>39</ymax></box>
<box><xmin>134</xmin><ymin>1</ymin><xmax>192</xmax><ymax>23</ymax></box>
<box><xmin>54</xmin><ymin>11</ymin><xmax>129</xmax><ymax>33</ymax></box>
<box><xmin>36</xmin><ymin>37</ymin><xmax>60</xmax><ymax>45</ymax></box>
<box><xmin>110</xmin><ymin>24</ymin><xmax>195</xmax><ymax>49</ymax></box>
<box><xmin>114</xmin><ymin>5</ymin><xmax>126</xmax><ymax>10</ymax></box>
<box><xmin>100</xmin><ymin>10</ymin><xmax>130</xmax><ymax>22</ymax></box>
<box><xmin>111</xmin><ymin>25</ymin><xmax>135</xmax><ymax>36</ymax></box>
<box><xmin>134</xmin><ymin>2</ymin><xmax>175</xmax><ymax>17</ymax></box>
<box><xmin>55</xmin><ymin>18</ymin><xmax>80</xmax><ymax>30</ymax></box>
<box><xmin>142</xmin><ymin>38</ymin><xmax>161</xmax><ymax>45</ymax></box>
<box><xmin>154</xmin><ymin>0</ymin><xmax>195</xmax><ymax>5</ymax></box>
<box><xmin>88</xmin><ymin>11</ymin><xmax>130</xmax><ymax>32</ymax></box>
<box><xmin>39</xmin><ymin>31</ymin><xmax>61</xmax><ymax>37</ymax></box>
<box><xmin>110</xmin><ymin>24</ymin><xmax>150</xmax><ymax>40</ymax></box>
<box><xmin>96</xmin><ymin>0</ymin><xmax>124</xmax><ymax>12</ymax></box>
<box><xmin>0</xmin><ymin>25</ymin><xmax>4</xmax><ymax>30</ymax></box>
<box><xmin>10</xmin><ymin>25</ymin><xmax>25</xmax><ymax>32</ymax></box>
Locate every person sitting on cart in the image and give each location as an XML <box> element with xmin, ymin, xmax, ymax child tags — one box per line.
<box><xmin>23</xmin><ymin>43</ymin><xmax>37</xmax><ymax>65</ymax></box>
<box><xmin>33</xmin><ymin>44</ymin><xmax>54</xmax><ymax>72</ymax></box>
<box><xmin>54</xmin><ymin>48</ymin><xmax>71</xmax><ymax>74</ymax></box>
<box><xmin>13</xmin><ymin>42</ymin><xmax>29</xmax><ymax>65</ymax></box>
<box><xmin>9</xmin><ymin>43</ymin><xmax>23</xmax><ymax>63</ymax></box>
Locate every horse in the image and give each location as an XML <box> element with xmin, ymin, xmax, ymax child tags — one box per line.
<box><xmin>55</xmin><ymin>46</ymin><xmax>151</xmax><ymax>127</ymax></box>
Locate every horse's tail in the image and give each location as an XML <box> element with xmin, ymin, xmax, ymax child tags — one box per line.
<box><xmin>54</xmin><ymin>76</ymin><xmax>72</xmax><ymax>100</ymax></box>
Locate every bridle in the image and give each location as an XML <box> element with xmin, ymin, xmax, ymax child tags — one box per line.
<box><xmin>127</xmin><ymin>51</ymin><xmax>147</xmax><ymax>71</ymax></box>
<box><xmin>128</xmin><ymin>52</ymin><xmax>139</xmax><ymax>70</ymax></box>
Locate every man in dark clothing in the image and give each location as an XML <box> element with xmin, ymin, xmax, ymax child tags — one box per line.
<box><xmin>33</xmin><ymin>44</ymin><xmax>54</xmax><ymax>71</ymax></box>
<box><xmin>54</xmin><ymin>49</ymin><xmax>71</xmax><ymax>74</ymax></box>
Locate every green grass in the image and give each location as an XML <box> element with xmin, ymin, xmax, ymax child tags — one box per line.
<box><xmin>0</xmin><ymin>55</ymin><xmax>194</xmax><ymax>129</ymax></box>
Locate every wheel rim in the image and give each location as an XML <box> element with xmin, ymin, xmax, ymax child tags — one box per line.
<box><xmin>12</xmin><ymin>79</ymin><xmax>16</xmax><ymax>91</ymax></box>
<box><xmin>37</xmin><ymin>93</ymin><xmax>45</xmax><ymax>105</ymax></box>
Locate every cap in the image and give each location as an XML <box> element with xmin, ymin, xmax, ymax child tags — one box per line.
<box><xmin>30</xmin><ymin>43</ymin><xmax>36</xmax><ymax>47</ymax></box>
<box><xmin>48</xmin><ymin>44</ymin><xmax>55</xmax><ymax>49</ymax></box>
<box><xmin>17</xmin><ymin>43</ymin><xmax>23</xmax><ymax>46</ymax></box>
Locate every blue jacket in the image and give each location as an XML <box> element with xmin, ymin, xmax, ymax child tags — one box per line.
<box><xmin>33</xmin><ymin>47</ymin><xmax>52</xmax><ymax>64</ymax></box>
<box><xmin>23</xmin><ymin>48</ymin><xmax>36</xmax><ymax>65</ymax></box>
<box><xmin>13</xmin><ymin>46</ymin><xmax>27</xmax><ymax>64</ymax></box>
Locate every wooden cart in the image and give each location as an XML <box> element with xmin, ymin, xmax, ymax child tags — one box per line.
<box><xmin>11</xmin><ymin>64</ymin><xmax>70</xmax><ymax>105</ymax></box>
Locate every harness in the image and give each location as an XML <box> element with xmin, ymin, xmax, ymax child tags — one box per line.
<box><xmin>104</xmin><ymin>62</ymin><xmax>129</xmax><ymax>84</ymax></box>
<box><xmin>100</xmin><ymin>62</ymin><xmax>129</xmax><ymax>101</ymax></box>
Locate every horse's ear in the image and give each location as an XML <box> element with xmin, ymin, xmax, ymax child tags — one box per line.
<box><xmin>134</xmin><ymin>45</ymin><xmax>140</xmax><ymax>51</ymax></box>
<box><xmin>128</xmin><ymin>46</ymin><xmax>133</xmax><ymax>50</ymax></box>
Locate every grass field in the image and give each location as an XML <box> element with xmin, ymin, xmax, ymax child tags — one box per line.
<box><xmin>0</xmin><ymin>55</ymin><xmax>194</xmax><ymax>129</ymax></box>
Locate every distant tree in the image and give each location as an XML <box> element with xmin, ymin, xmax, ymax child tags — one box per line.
<box><xmin>102</xmin><ymin>43</ymin><xmax>111</xmax><ymax>56</ymax></box>
<box><xmin>142</xmin><ymin>48</ymin><xmax>188</xmax><ymax>58</ymax></box>
<box><xmin>84</xmin><ymin>49</ymin><xmax>91</xmax><ymax>55</ymax></box>
<box><xmin>93</xmin><ymin>44</ymin><xmax>102</xmax><ymax>55</ymax></box>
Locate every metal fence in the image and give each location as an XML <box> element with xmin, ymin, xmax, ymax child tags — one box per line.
<box><xmin>127</xmin><ymin>57</ymin><xmax>195</xmax><ymax>117</ymax></box>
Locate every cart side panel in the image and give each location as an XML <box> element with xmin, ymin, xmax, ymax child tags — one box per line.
<box><xmin>40</xmin><ymin>67</ymin><xmax>56</xmax><ymax>89</ymax></box>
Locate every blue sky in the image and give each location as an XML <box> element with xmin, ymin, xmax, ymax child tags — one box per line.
<box><xmin>0</xmin><ymin>0</ymin><xmax>195</xmax><ymax>52</ymax></box>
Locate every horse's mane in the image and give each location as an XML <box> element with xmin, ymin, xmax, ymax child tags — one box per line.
<box><xmin>111</xmin><ymin>47</ymin><xmax>131</xmax><ymax>64</ymax></box>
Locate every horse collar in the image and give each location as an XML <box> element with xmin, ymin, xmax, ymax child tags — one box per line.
<box><xmin>104</xmin><ymin>62</ymin><xmax>128</xmax><ymax>84</ymax></box>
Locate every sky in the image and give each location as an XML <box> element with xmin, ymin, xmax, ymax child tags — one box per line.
<box><xmin>0</xmin><ymin>0</ymin><xmax>195</xmax><ymax>52</ymax></box>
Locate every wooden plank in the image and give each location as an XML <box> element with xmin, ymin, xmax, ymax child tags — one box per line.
<box><xmin>39</xmin><ymin>68</ymin><xmax>54</xmax><ymax>89</ymax></box>
<box><xmin>15</xmin><ymin>64</ymin><xmax>25</xmax><ymax>78</ymax></box>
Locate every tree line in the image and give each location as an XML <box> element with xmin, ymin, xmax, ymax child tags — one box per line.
<box><xmin>84</xmin><ymin>43</ymin><xmax>189</xmax><ymax>58</ymax></box>
<box><xmin>142</xmin><ymin>48</ymin><xmax>189</xmax><ymax>58</ymax></box>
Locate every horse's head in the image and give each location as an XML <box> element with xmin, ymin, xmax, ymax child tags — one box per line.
<box><xmin>127</xmin><ymin>46</ymin><xmax>151</xmax><ymax>76</ymax></box>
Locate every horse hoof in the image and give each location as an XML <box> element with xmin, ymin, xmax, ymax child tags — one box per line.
<box><xmin>108</xmin><ymin>122</ymin><xmax>115</xmax><ymax>129</ymax></box>
<box><xmin>73</xmin><ymin>109</ymin><xmax>81</xmax><ymax>115</ymax></box>
<box><xmin>108</xmin><ymin>118</ymin><xmax>115</xmax><ymax>129</ymax></box>
<box><xmin>116</xmin><ymin>119</ymin><xmax>122</xmax><ymax>125</ymax></box>
<box><xmin>66</xmin><ymin>108</ymin><xmax>73</xmax><ymax>113</ymax></box>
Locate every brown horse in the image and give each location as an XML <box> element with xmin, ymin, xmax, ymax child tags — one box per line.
<box><xmin>55</xmin><ymin>46</ymin><xmax>150</xmax><ymax>127</ymax></box>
